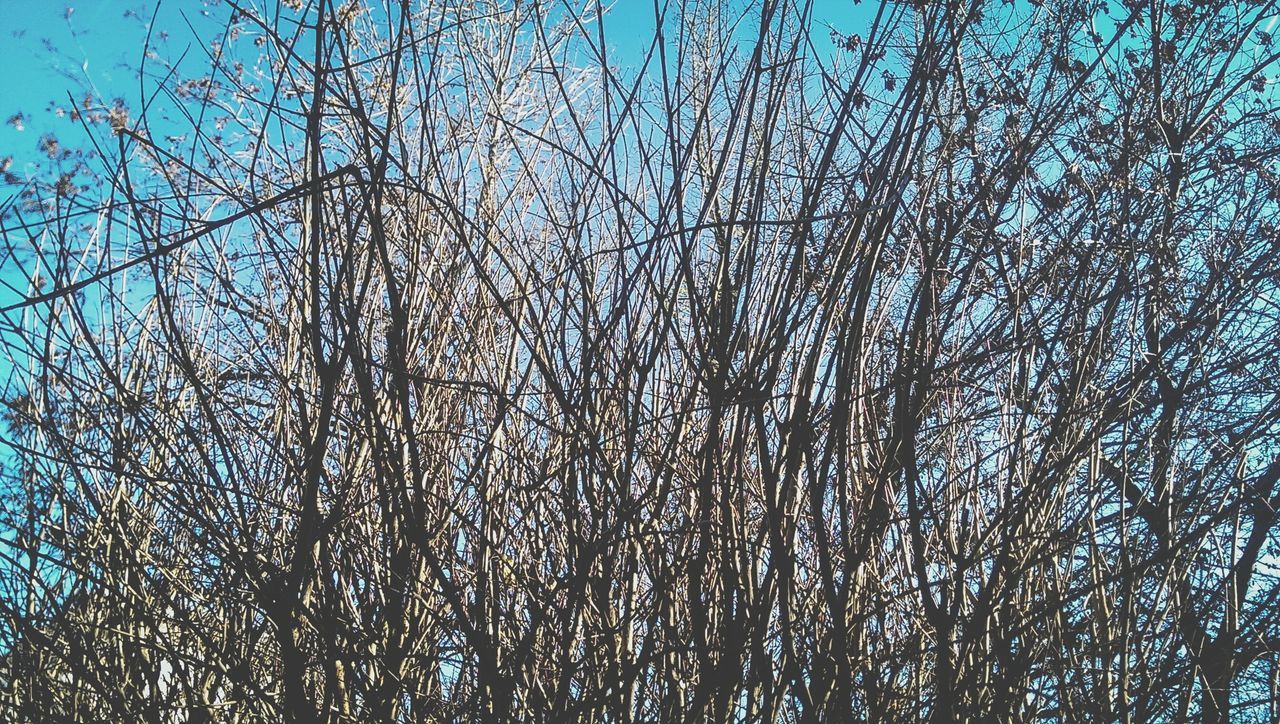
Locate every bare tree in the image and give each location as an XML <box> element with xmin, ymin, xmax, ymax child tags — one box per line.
<box><xmin>1</xmin><ymin>0</ymin><xmax>1279</xmax><ymax>721</ymax></box>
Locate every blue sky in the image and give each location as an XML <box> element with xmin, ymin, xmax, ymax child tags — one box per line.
<box><xmin>0</xmin><ymin>0</ymin><xmax>869</xmax><ymax>179</ymax></box>
<box><xmin>3</xmin><ymin>1</ymin><xmax>154</xmax><ymax>174</ymax></box>
<box><xmin>0</xmin><ymin>1</ymin><xmax>209</xmax><ymax>468</ymax></box>
<box><xmin>0</xmin><ymin>0</ymin><xmax>871</xmax><ymax>301</ymax></box>
<box><xmin>0</xmin><ymin>0</ymin><xmax>874</xmax><ymax>399</ymax></box>
<box><xmin>0</xmin><ymin>0</ymin><xmax>874</xmax><ymax>410</ymax></box>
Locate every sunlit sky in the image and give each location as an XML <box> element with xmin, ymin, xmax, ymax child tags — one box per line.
<box><xmin>2</xmin><ymin>2</ymin><xmax>185</xmax><ymax>168</ymax></box>
<box><xmin>0</xmin><ymin>0</ymin><xmax>869</xmax><ymax>297</ymax></box>
<box><xmin>0</xmin><ymin>0</ymin><xmax>869</xmax><ymax>189</ymax></box>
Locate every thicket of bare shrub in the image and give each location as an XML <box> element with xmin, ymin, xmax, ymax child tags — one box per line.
<box><xmin>2</xmin><ymin>0</ymin><xmax>1279</xmax><ymax>720</ymax></box>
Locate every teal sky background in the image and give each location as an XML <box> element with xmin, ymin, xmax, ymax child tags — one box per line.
<box><xmin>0</xmin><ymin>0</ymin><xmax>222</xmax><ymax>312</ymax></box>
<box><xmin>0</xmin><ymin>0</ymin><xmax>871</xmax><ymax>304</ymax></box>
<box><xmin>2</xmin><ymin>1</ymin><xmax>163</xmax><ymax>152</ymax></box>
<box><xmin>0</xmin><ymin>0</ymin><xmax>869</xmax><ymax>182</ymax></box>
<box><xmin>0</xmin><ymin>0</ymin><xmax>873</xmax><ymax>465</ymax></box>
<box><xmin>0</xmin><ymin>0</ymin><xmax>873</xmax><ymax>456</ymax></box>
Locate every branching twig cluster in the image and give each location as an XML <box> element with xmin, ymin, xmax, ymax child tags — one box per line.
<box><xmin>1</xmin><ymin>0</ymin><xmax>1279</xmax><ymax>721</ymax></box>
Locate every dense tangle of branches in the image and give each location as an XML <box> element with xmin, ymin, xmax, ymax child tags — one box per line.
<box><xmin>2</xmin><ymin>0</ymin><xmax>1280</xmax><ymax>720</ymax></box>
